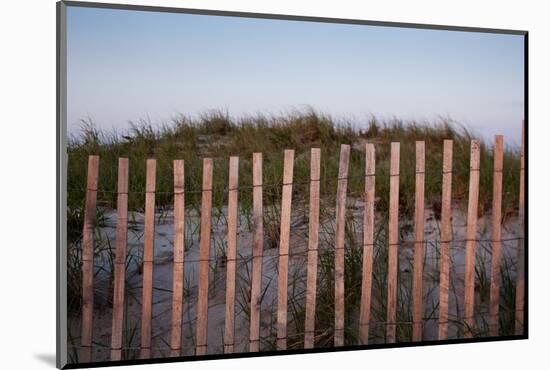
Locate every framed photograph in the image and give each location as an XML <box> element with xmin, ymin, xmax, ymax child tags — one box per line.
<box><xmin>57</xmin><ymin>1</ymin><xmax>527</xmax><ymax>368</ymax></box>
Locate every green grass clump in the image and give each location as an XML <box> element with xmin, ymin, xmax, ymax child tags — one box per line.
<box><xmin>67</xmin><ymin>109</ymin><xmax>520</xmax><ymax>218</ymax></box>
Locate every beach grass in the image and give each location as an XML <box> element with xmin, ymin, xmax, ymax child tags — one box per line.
<box><xmin>67</xmin><ymin>110</ymin><xmax>520</xmax><ymax>230</ymax></box>
<box><xmin>66</xmin><ymin>110</ymin><xmax>522</xmax><ymax>353</ymax></box>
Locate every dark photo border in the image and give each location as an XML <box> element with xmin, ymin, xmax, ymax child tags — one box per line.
<box><xmin>56</xmin><ymin>1</ymin><xmax>528</xmax><ymax>368</ymax></box>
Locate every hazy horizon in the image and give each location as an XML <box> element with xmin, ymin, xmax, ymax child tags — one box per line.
<box><xmin>67</xmin><ymin>6</ymin><xmax>525</xmax><ymax>145</ymax></box>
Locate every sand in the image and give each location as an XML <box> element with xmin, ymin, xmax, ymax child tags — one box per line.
<box><xmin>67</xmin><ymin>199</ymin><xmax>520</xmax><ymax>362</ymax></box>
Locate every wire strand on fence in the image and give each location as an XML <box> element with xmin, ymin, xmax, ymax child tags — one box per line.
<box><xmin>81</xmin><ymin>168</ymin><xmax>467</xmax><ymax>197</ymax></box>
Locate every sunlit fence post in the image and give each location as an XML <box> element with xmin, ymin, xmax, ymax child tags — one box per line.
<box><xmin>110</xmin><ymin>158</ymin><xmax>129</xmax><ymax>361</ymax></box>
<box><xmin>334</xmin><ymin>144</ymin><xmax>350</xmax><ymax>347</ymax></box>
<box><xmin>515</xmin><ymin>123</ymin><xmax>526</xmax><ymax>335</ymax></box>
<box><xmin>438</xmin><ymin>140</ymin><xmax>453</xmax><ymax>340</ymax></box>
<box><xmin>464</xmin><ymin>141</ymin><xmax>480</xmax><ymax>338</ymax></box>
<box><xmin>224</xmin><ymin>157</ymin><xmax>239</xmax><ymax>354</ymax></box>
<box><xmin>196</xmin><ymin>158</ymin><xmax>213</xmax><ymax>356</ymax></box>
<box><xmin>489</xmin><ymin>136</ymin><xmax>504</xmax><ymax>336</ymax></box>
<box><xmin>170</xmin><ymin>160</ymin><xmax>185</xmax><ymax>356</ymax></box>
<box><xmin>80</xmin><ymin>155</ymin><xmax>99</xmax><ymax>363</ymax></box>
<box><xmin>359</xmin><ymin>144</ymin><xmax>375</xmax><ymax>345</ymax></box>
<box><xmin>140</xmin><ymin>159</ymin><xmax>156</xmax><ymax>359</ymax></box>
<box><xmin>304</xmin><ymin>148</ymin><xmax>321</xmax><ymax>349</ymax></box>
<box><xmin>249</xmin><ymin>153</ymin><xmax>263</xmax><ymax>352</ymax></box>
<box><xmin>412</xmin><ymin>141</ymin><xmax>425</xmax><ymax>342</ymax></box>
<box><xmin>386</xmin><ymin>142</ymin><xmax>400</xmax><ymax>343</ymax></box>
<box><xmin>276</xmin><ymin>150</ymin><xmax>295</xmax><ymax>350</ymax></box>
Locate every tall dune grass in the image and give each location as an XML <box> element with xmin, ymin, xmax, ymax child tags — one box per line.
<box><xmin>67</xmin><ymin>110</ymin><xmax>520</xmax><ymax>226</ymax></box>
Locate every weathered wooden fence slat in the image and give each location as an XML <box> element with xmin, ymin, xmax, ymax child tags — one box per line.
<box><xmin>515</xmin><ymin>123</ymin><xmax>525</xmax><ymax>335</ymax></box>
<box><xmin>489</xmin><ymin>136</ymin><xmax>504</xmax><ymax>336</ymax></box>
<box><xmin>80</xmin><ymin>155</ymin><xmax>99</xmax><ymax>363</ymax></box>
<box><xmin>464</xmin><ymin>140</ymin><xmax>481</xmax><ymax>338</ymax></box>
<box><xmin>110</xmin><ymin>158</ymin><xmax>129</xmax><ymax>361</ymax></box>
<box><xmin>170</xmin><ymin>160</ymin><xmax>185</xmax><ymax>356</ymax></box>
<box><xmin>224</xmin><ymin>157</ymin><xmax>239</xmax><ymax>354</ymax></box>
<box><xmin>196</xmin><ymin>158</ymin><xmax>213</xmax><ymax>356</ymax></box>
<box><xmin>412</xmin><ymin>141</ymin><xmax>425</xmax><ymax>342</ymax></box>
<box><xmin>304</xmin><ymin>148</ymin><xmax>321</xmax><ymax>349</ymax></box>
<box><xmin>276</xmin><ymin>150</ymin><xmax>295</xmax><ymax>350</ymax></box>
<box><xmin>140</xmin><ymin>159</ymin><xmax>157</xmax><ymax>359</ymax></box>
<box><xmin>438</xmin><ymin>140</ymin><xmax>453</xmax><ymax>340</ymax></box>
<box><xmin>386</xmin><ymin>142</ymin><xmax>400</xmax><ymax>343</ymax></box>
<box><xmin>334</xmin><ymin>144</ymin><xmax>350</xmax><ymax>347</ymax></box>
<box><xmin>249</xmin><ymin>153</ymin><xmax>264</xmax><ymax>352</ymax></box>
<box><xmin>359</xmin><ymin>143</ymin><xmax>376</xmax><ymax>345</ymax></box>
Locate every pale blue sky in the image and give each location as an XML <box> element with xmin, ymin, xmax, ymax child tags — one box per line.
<box><xmin>67</xmin><ymin>6</ymin><xmax>525</xmax><ymax>144</ymax></box>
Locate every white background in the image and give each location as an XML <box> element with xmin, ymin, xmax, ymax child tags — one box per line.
<box><xmin>0</xmin><ymin>0</ymin><xmax>546</xmax><ymax>368</ymax></box>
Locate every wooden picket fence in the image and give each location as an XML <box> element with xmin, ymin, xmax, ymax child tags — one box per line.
<box><xmin>78</xmin><ymin>127</ymin><xmax>526</xmax><ymax>362</ymax></box>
